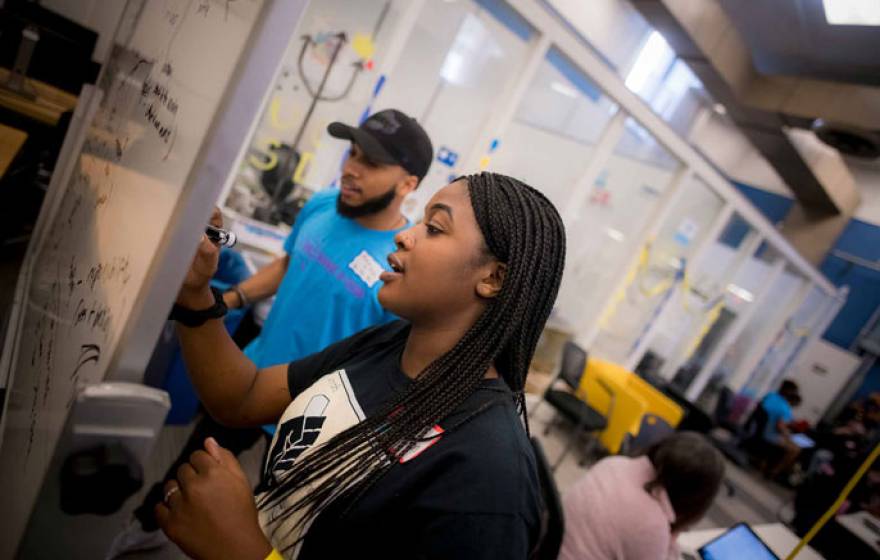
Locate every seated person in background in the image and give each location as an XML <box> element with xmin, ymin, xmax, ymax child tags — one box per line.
<box><xmin>759</xmin><ymin>379</ymin><xmax>803</xmax><ymax>479</ymax></box>
<box><xmin>834</xmin><ymin>392</ymin><xmax>880</xmax><ymax>441</ymax></box>
<box><xmin>560</xmin><ymin>432</ymin><xmax>725</xmax><ymax>560</ymax></box>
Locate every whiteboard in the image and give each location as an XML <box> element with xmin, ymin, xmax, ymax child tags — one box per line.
<box><xmin>0</xmin><ymin>0</ymin><xmax>310</xmax><ymax>555</ymax></box>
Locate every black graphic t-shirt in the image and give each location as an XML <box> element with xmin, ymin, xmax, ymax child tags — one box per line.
<box><xmin>255</xmin><ymin>321</ymin><xmax>541</xmax><ymax>559</ymax></box>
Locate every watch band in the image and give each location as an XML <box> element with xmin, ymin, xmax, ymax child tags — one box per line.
<box><xmin>169</xmin><ymin>286</ymin><xmax>228</xmax><ymax>327</ymax></box>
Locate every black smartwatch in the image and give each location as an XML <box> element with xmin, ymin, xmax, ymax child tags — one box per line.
<box><xmin>169</xmin><ymin>286</ymin><xmax>228</xmax><ymax>327</ymax></box>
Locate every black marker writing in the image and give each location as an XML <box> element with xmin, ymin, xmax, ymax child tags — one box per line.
<box><xmin>145</xmin><ymin>103</ymin><xmax>173</xmax><ymax>142</ymax></box>
<box><xmin>71</xmin><ymin>344</ymin><xmax>101</xmax><ymax>380</ymax></box>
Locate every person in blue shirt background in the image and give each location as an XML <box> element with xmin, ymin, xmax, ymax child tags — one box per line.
<box><xmin>759</xmin><ymin>379</ymin><xmax>803</xmax><ymax>479</ymax></box>
<box><xmin>107</xmin><ymin>109</ymin><xmax>433</xmax><ymax>558</ymax></box>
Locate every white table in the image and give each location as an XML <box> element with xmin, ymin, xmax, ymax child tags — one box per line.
<box><xmin>678</xmin><ymin>523</ymin><xmax>823</xmax><ymax>560</ymax></box>
<box><xmin>835</xmin><ymin>511</ymin><xmax>880</xmax><ymax>555</ymax></box>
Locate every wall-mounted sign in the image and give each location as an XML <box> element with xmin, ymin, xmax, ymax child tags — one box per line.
<box><xmin>674</xmin><ymin>218</ymin><xmax>699</xmax><ymax>247</ymax></box>
<box><xmin>437</xmin><ymin>146</ymin><xmax>459</xmax><ymax>167</ymax></box>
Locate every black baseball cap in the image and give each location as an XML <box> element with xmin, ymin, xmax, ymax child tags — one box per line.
<box><xmin>328</xmin><ymin>109</ymin><xmax>433</xmax><ymax>180</ymax></box>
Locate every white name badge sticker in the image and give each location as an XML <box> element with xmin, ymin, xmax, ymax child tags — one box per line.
<box><xmin>348</xmin><ymin>250</ymin><xmax>384</xmax><ymax>288</ymax></box>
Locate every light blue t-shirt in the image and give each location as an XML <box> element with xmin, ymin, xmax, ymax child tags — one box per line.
<box><xmin>243</xmin><ymin>188</ymin><xmax>405</xmax><ymax>370</ymax></box>
<box><xmin>761</xmin><ymin>392</ymin><xmax>793</xmax><ymax>444</ymax></box>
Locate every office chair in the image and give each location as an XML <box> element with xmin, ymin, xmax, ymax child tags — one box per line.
<box><xmin>542</xmin><ymin>341</ymin><xmax>612</xmax><ymax>470</ymax></box>
<box><xmin>740</xmin><ymin>403</ymin><xmax>780</xmax><ymax>470</ymax></box>
<box><xmin>623</xmin><ymin>413</ymin><xmax>674</xmax><ymax>456</ymax></box>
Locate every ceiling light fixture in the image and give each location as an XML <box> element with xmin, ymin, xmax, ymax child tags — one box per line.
<box><xmin>605</xmin><ymin>228</ymin><xmax>625</xmax><ymax>242</ymax></box>
<box><xmin>625</xmin><ymin>31</ymin><xmax>673</xmax><ymax>94</ymax></box>
<box><xmin>726</xmin><ymin>283</ymin><xmax>755</xmax><ymax>302</ymax></box>
<box><xmin>823</xmin><ymin>0</ymin><xmax>880</xmax><ymax>26</ymax></box>
<box><xmin>550</xmin><ymin>81</ymin><xmax>578</xmax><ymax>99</ymax></box>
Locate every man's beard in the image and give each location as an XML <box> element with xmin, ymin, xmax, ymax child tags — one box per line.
<box><xmin>336</xmin><ymin>183</ymin><xmax>398</xmax><ymax>218</ymax></box>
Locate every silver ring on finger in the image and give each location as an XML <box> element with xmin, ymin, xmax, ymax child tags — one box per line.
<box><xmin>164</xmin><ymin>485</ymin><xmax>180</xmax><ymax>505</ymax></box>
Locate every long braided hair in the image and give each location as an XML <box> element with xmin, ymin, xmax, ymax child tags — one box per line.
<box><xmin>258</xmin><ymin>172</ymin><xmax>566</xmax><ymax>551</ymax></box>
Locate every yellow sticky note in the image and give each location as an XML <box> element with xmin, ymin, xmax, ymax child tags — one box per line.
<box><xmin>352</xmin><ymin>33</ymin><xmax>375</xmax><ymax>60</ymax></box>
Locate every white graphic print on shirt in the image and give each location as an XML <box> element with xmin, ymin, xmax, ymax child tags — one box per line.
<box><xmin>257</xmin><ymin>370</ymin><xmax>366</xmax><ymax>559</ymax></box>
<box><xmin>257</xmin><ymin>368</ymin><xmax>445</xmax><ymax>558</ymax></box>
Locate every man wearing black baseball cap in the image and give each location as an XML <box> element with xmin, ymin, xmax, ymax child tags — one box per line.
<box><xmin>219</xmin><ymin>108</ymin><xmax>433</xmax><ymax>318</ymax></box>
<box><xmin>327</xmin><ymin>109</ymin><xmax>433</xmax><ymax>224</ymax></box>
<box><xmin>107</xmin><ymin>109</ymin><xmax>433</xmax><ymax>558</ymax></box>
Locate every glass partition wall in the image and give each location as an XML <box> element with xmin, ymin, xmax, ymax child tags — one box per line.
<box><xmin>687</xmin><ymin>259</ymin><xmax>800</xmax><ymax>407</ymax></box>
<box><xmin>555</xmin><ymin>117</ymin><xmax>682</xmax><ymax>337</ymax></box>
<box><xmin>376</xmin><ymin>0</ymin><xmax>535</xmax><ymax>217</ymax></box>
<box><xmin>590</xmin><ymin>174</ymin><xmax>725</xmax><ymax>365</ymax></box>
<box><xmin>642</xmin><ymin>212</ymin><xmax>759</xmax><ymax>387</ymax></box>
<box><xmin>491</xmin><ymin>47</ymin><xmax>619</xmax><ymax>211</ymax></box>
<box><xmin>740</xmin><ymin>286</ymin><xmax>834</xmax><ymax>398</ymax></box>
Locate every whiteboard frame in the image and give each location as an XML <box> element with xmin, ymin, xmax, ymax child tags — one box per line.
<box><xmin>107</xmin><ymin>0</ymin><xmax>312</xmax><ymax>382</ymax></box>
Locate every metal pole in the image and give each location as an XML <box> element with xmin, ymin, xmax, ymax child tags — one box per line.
<box><xmin>292</xmin><ymin>33</ymin><xmax>347</xmax><ymax>152</ymax></box>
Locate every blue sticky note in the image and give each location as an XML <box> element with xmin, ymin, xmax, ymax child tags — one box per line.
<box><xmin>437</xmin><ymin>146</ymin><xmax>459</xmax><ymax>167</ymax></box>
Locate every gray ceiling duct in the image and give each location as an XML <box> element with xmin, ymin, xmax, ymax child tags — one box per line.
<box><xmin>631</xmin><ymin>0</ymin><xmax>870</xmax><ymax>216</ymax></box>
<box><xmin>812</xmin><ymin>120</ymin><xmax>880</xmax><ymax>159</ymax></box>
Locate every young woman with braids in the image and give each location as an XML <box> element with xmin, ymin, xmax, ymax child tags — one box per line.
<box><xmin>155</xmin><ymin>172</ymin><xmax>566</xmax><ymax>560</ymax></box>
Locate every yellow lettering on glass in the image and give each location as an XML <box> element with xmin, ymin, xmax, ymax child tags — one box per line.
<box><xmin>293</xmin><ymin>151</ymin><xmax>314</xmax><ymax>183</ymax></box>
<box><xmin>351</xmin><ymin>33</ymin><xmax>375</xmax><ymax>60</ymax></box>
<box><xmin>269</xmin><ymin>97</ymin><xmax>297</xmax><ymax>130</ymax></box>
<box><xmin>248</xmin><ymin>138</ymin><xmax>281</xmax><ymax>171</ymax></box>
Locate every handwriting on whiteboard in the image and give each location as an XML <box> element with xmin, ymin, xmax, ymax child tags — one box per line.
<box><xmin>25</xmin><ymin>253</ymin><xmax>131</xmax><ymax>461</ymax></box>
<box><xmin>20</xmin><ymin>0</ymin><xmax>254</xmax><ymax>466</ymax></box>
<box><xmin>197</xmin><ymin>0</ymin><xmax>237</xmax><ymax>22</ymax></box>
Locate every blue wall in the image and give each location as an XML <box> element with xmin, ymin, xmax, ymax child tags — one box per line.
<box><xmin>727</xmin><ymin>182</ymin><xmax>880</xmax><ymax>400</ymax></box>
<box><xmin>819</xmin><ymin>219</ymin><xmax>880</xmax><ymax>399</ymax></box>
<box><xmin>475</xmin><ymin>0</ymin><xmax>535</xmax><ymax>41</ymax></box>
<box><xmin>820</xmin><ymin>219</ymin><xmax>880</xmax><ymax>349</ymax></box>
<box><xmin>719</xmin><ymin>181</ymin><xmax>795</xmax><ymax>247</ymax></box>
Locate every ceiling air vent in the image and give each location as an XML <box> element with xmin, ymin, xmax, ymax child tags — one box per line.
<box><xmin>812</xmin><ymin>119</ymin><xmax>880</xmax><ymax>159</ymax></box>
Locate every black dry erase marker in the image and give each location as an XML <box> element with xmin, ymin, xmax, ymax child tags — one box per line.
<box><xmin>205</xmin><ymin>225</ymin><xmax>237</xmax><ymax>248</ymax></box>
